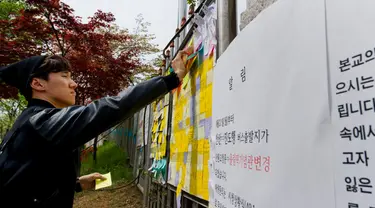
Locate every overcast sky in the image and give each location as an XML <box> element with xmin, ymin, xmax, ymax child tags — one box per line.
<box><xmin>61</xmin><ymin>0</ymin><xmax>247</xmax><ymax>53</ymax></box>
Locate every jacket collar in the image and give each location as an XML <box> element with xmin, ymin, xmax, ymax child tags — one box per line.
<box><xmin>27</xmin><ymin>98</ymin><xmax>56</xmax><ymax>108</ymax></box>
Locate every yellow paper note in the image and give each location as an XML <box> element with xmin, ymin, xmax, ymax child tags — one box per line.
<box><xmin>206</xmin><ymin>69</ymin><xmax>213</xmax><ymax>85</ymax></box>
<box><xmin>205</xmin><ymin>84</ymin><xmax>213</xmax><ymax>117</ymax></box>
<box><xmin>95</xmin><ymin>172</ymin><xmax>112</xmax><ymax>190</ymax></box>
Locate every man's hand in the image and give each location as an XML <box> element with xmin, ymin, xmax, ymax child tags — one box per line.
<box><xmin>172</xmin><ymin>46</ymin><xmax>194</xmax><ymax>82</ymax></box>
<box><xmin>78</xmin><ymin>172</ymin><xmax>106</xmax><ymax>191</ymax></box>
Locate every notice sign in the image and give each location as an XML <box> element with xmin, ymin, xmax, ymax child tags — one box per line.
<box><xmin>210</xmin><ymin>0</ymin><xmax>375</xmax><ymax>207</ymax></box>
<box><xmin>326</xmin><ymin>1</ymin><xmax>375</xmax><ymax>208</ymax></box>
<box><xmin>210</xmin><ymin>0</ymin><xmax>335</xmax><ymax>207</ymax></box>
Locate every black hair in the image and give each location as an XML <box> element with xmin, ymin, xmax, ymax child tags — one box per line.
<box><xmin>26</xmin><ymin>55</ymin><xmax>72</xmax><ymax>100</ymax></box>
<box><xmin>32</xmin><ymin>55</ymin><xmax>72</xmax><ymax>81</ymax></box>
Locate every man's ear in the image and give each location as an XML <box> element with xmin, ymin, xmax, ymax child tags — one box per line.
<box><xmin>30</xmin><ymin>78</ymin><xmax>46</xmax><ymax>92</ymax></box>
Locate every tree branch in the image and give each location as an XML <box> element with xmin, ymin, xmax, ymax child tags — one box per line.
<box><xmin>43</xmin><ymin>39</ymin><xmax>55</xmax><ymax>55</ymax></box>
<box><xmin>44</xmin><ymin>12</ymin><xmax>65</xmax><ymax>56</ymax></box>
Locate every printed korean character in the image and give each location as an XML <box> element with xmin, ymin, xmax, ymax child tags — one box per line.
<box><xmin>336</xmin><ymin>82</ymin><xmax>348</xmax><ymax>94</ymax></box>
<box><xmin>241</xmin><ymin>155</ymin><xmax>247</xmax><ymax>168</ymax></box>
<box><xmin>242</xmin><ymin>198</ymin><xmax>247</xmax><ymax>208</ymax></box>
<box><xmin>359</xmin><ymin>177</ymin><xmax>372</xmax><ymax>194</ymax></box>
<box><xmin>229</xmin><ymin>154</ymin><xmax>233</xmax><ymax>166</ymax></box>
<box><xmin>367</xmin><ymin>125</ymin><xmax>375</xmax><ymax>138</ymax></box>
<box><xmin>236</xmin><ymin>154</ymin><xmax>240</xmax><ymax>165</ymax></box>
<box><xmin>236</xmin><ymin>195</ymin><xmax>240</xmax><ymax>207</ymax></box>
<box><xmin>360</xmin><ymin>76</ymin><xmax>374</xmax><ymax>90</ymax></box>
<box><xmin>352</xmin><ymin>54</ymin><xmax>365</xmax><ymax>68</ymax></box>
<box><xmin>224</xmin><ymin>132</ymin><xmax>228</xmax><ymax>145</ymax></box>
<box><xmin>348</xmin><ymin>203</ymin><xmax>359</xmax><ymax>208</ymax></box>
<box><xmin>247</xmin><ymin>202</ymin><xmax>254</xmax><ymax>208</ymax></box>
<box><xmin>241</xmin><ymin>66</ymin><xmax>246</xmax><ymax>82</ymax></box>
<box><xmin>231</xmin><ymin>132</ymin><xmax>235</xmax><ymax>144</ymax></box>
<box><xmin>244</xmin><ymin>131</ymin><xmax>248</xmax><ymax>143</ymax></box>
<box><xmin>243</xmin><ymin>154</ymin><xmax>248</xmax><ymax>169</ymax></box>
<box><xmin>365</xmin><ymin>48</ymin><xmax>375</xmax><ymax>62</ymax></box>
<box><xmin>338</xmin><ymin>103</ymin><xmax>349</xmax><ymax>118</ymax></box>
<box><xmin>228</xmin><ymin>192</ymin><xmax>233</xmax><ymax>204</ymax></box>
<box><xmin>340</xmin><ymin>127</ymin><xmax>352</xmax><ymax>141</ymax></box>
<box><xmin>356</xmin><ymin>151</ymin><xmax>369</xmax><ymax>166</ymax></box>
<box><xmin>232</xmin><ymin>131</ymin><xmax>236</xmax><ymax>143</ymax></box>
<box><xmin>230</xmin><ymin>114</ymin><xmax>235</xmax><ymax>124</ymax></box>
<box><xmin>216</xmin><ymin>119</ymin><xmax>221</xmax><ymax>128</ymax></box>
<box><xmin>261</xmin><ymin>129</ymin><xmax>269</xmax><ymax>143</ymax></box>
<box><xmin>348</xmin><ymin>78</ymin><xmax>360</xmax><ymax>92</ymax></box>
<box><xmin>248</xmin><ymin>130</ymin><xmax>254</xmax><ymax>143</ymax></box>
<box><xmin>339</xmin><ymin>58</ymin><xmax>351</xmax><ymax>72</ymax></box>
<box><xmin>345</xmin><ymin>177</ymin><xmax>358</xmax><ymax>193</ymax></box>
<box><xmin>255</xmin><ymin>130</ymin><xmax>261</xmax><ymax>143</ymax></box>
<box><xmin>363</xmin><ymin>98</ymin><xmax>375</xmax><ymax>113</ymax></box>
<box><xmin>343</xmin><ymin>152</ymin><xmax>356</xmax><ymax>165</ymax></box>
<box><xmin>350</xmin><ymin>101</ymin><xmax>363</xmax><ymax>115</ymax></box>
<box><xmin>254</xmin><ymin>156</ymin><xmax>262</xmax><ymax>171</ymax></box>
<box><xmin>353</xmin><ymin>125</ymin><xmax>367</xmax><ymax>140</ymax></box>
<box><xmin>229</xmin><ymin>76</ymin><xmax>233</xmax><ymax>91</ymax></box>
<box><xmin>248</xmin><ymin>155</ymin><xmax>253</xmax><ymax>170</ymax></box>
<box><xmin>225</xmin><ymin>116</ymin><xmax>229</xmax><ymax>126</ymax></box>
<box><xmin>263</xmin><ymin>156</ymin><xmax>271</xmax><ymax>172</ymax></box>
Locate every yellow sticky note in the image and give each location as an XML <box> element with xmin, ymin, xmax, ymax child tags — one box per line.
<box><xmin>95</xmin><ymin>172</ymin><xmax>112</xmax><ymax>190</ymax></box>
<box><xmin>207</xmin><ymin>69</ymin><xmax>213</xmax><ymax>85</ymax></box>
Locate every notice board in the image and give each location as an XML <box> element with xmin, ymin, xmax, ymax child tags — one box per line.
<box><xmin>210</xmin><ymin>0</ymin><xmax>374</xmax><ymax>207</ymax></box>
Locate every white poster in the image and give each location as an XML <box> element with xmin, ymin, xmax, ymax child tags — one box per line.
<box><xmin>326</xmin><ymin>1</ymin><xmax>375</xmax><ymax>207</ymax></box>
<box><xmin>211</xmin><ymin>0</ymin><xmax>335</xmax><ymax>207</ymax></box>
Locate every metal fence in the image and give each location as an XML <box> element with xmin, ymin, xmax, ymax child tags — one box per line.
<box><xmin>106</xmin><ymin>0</ymin><xmax>238</xmax><ymax>207</ymax></box>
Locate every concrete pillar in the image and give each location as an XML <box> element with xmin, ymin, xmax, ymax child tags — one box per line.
<box><xmin>239</xmin><ymin>0</ymin><xmax>278</xmax><ymax>31</ymax></box>
<box><xmin>217</xmin><ymin>0</ymin><xmax>238</xmax><ymax>57</ymax></box>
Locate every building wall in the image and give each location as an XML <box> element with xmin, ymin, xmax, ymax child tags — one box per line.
<box><xmin>239</xmin><ymin>0</ymin><xmax>278</xmax><ymax>30</ymax></box>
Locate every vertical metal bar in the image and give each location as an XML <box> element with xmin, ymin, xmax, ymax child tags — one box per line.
<box><xmin>173</xmin><ymin>191</ymin><xmax>177</xmax><ymax>208</ymax></box>
<box><xmin>178</xmin><ymin>0</ymin><xmax>188</xmax><ymax>44</ymax></box>
<box><xmin>133</xmin><ymin>112</ymin><xmax>139</xmax><ymax>176</ymax></box>
<box><xmin>217</xmin><ymin>0</ymin><xmax>238</xmax><ymax>57</ymax></box>
<box><xmin>143</xmin><ymin>106</ymin><xmax>153</xmax><ymax>208</ymax></box>
<box><xmin>157</xmin><ymin>185</ymin><xmax>161</xmax><ymax>208</ymax></box>
<box><xmin>167</xmin><ymin>188</ymin><xmax>172</xmax><ymax>208</ymax></box>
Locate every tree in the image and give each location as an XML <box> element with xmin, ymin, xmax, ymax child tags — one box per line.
<box><xmin>1</xmin><ymin>0</ymin><xmax>144</xmax><ymax>105</ymax></box>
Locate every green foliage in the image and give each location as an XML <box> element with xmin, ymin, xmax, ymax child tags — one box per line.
<box><xmin>187</xmin><ymin>0</ymin><xmax>197</xmax><ymax>5</ymax></box>
<box><xmin>0</xmin><ymin>93</ymin><xmax>27</xmax><ymax>141</ymax></box>
<box><xmin>0</xmin><ymin>0</ymin><xmax>25</xmax><ymax>20</ymax></box>
<box><xmin>80</xmin><ymin>141</ymin><xmax>133</xmax><ymax>184</ymax></box>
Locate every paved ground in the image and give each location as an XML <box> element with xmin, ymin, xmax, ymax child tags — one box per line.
<box><xmin>74</xmin><ymin>182</ymin><xmax>143</xmax><ymax>208</ymax></box>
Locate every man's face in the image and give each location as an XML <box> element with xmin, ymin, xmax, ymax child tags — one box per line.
<box><xmin>43</xmin><ymin>71</ymin><xmax>77</xmax><ymax>107</ymax></box>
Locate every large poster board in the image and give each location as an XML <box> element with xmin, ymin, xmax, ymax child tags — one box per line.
<box><xmin>326</xmin><ymin>1</ymin><xmax>375</xmax><ymax>207</ymax></box>
<box><xmin>210</xmin><ymin>0</ymin><xmax>335</xmax><ymax>207</ymax></box>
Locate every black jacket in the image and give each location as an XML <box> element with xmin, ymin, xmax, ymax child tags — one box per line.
<box><xmin>0</xmin><ymin>74</ymin><xmax>179</xmax><ymax>207</ymax></box>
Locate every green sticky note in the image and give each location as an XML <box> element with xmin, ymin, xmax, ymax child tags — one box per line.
<box><xmin>95</xmin><ymin>172</ymin><xmax>112</xmax><ymax>190</ymax></box>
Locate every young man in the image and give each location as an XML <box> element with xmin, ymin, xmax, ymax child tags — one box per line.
<box><xmin>0</xmin><ymin>50</ymin><xmax>189</xmax><ymax>207</ymax></box>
